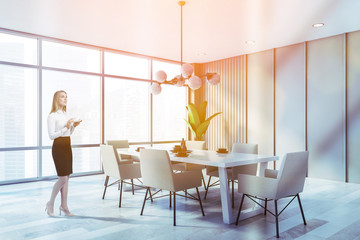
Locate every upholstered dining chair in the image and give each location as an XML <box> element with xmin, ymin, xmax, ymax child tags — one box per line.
<box><xmin>107</xmin><ymin>139</ymin><xmax>140</xmax><ymax>193</ymax></box>
<box><xmin>171</xmin><ymin>140</ymin><xmax>207</xmax><ymax>189</ymax></box>
<box><xmin>106</xmin><ymin>140</ymin><xmax>133</xmax><ymax>161</ymax></box>
<box><xmin>100</xmin><ymin>144</ymin><xmax>142</xmax><ymax>208</ymax></box>
<box><xmin>139</xmin><ymin>149</ymin><xmax>205</xmax><ymax>226</ymax></box>
<box><xmin>204</xmin><ymin>143</ymin><xmax>258</xmax><ymax>208</ymax></box>
<box><xmin>236</xmin><ymin>151</ymin><xmax>309</xmax><ymax>238</ymax></box>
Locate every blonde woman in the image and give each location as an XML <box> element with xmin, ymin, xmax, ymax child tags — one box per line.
<box><xmin>45</xmin><ymin>90</ymin><xmax>81</xmax><ymax>217</ymax></box>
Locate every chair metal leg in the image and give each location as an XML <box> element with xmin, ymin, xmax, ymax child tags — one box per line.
<box><xmin>275</xmin><ymin>200</ymin><xmax>279</xmax><ymax>238</ymax></box>
<box><xmin>173</xmin><ymin>192</ymin><xmax>176</xmax><ymax>226</ymax></box>
<box><xmin>119</xmin><ymin>180</ymin><xmax>123</xmax><ymax>208</ymax></box>
<box><xmin>236</xmin><ymin>194</ymin><xmax>245</xmax><ymax>225</ymax></box>
<box><xmin>102</xmin><ymin>176</ymin><xmax>109</xmax><ymax>199</ymax></box>
<box><xmin>169</xmin><ymin>191</ymin><xmax>172</xmax><ymax>208</ymax></box>
<box><xmin>201</xmin><ymin>172</ymin><xmax>207</xmax><ymax>191</ymax></box>
<box><xmin>149</xmin><ymin>188</ymin><xmax>153</xmax><ymax>202</ymax></box>
<box><xmin>131</xmin><ymin>179</ymin><xmax>134</xmax><ymax>195</ymax></box>
<box><xmin>264</xmin><ymin>198</ymin><xmax>267</xmax><ymax>215</ymax></box>
<box><xmin>196</xmin><ymin>187</ymin><xmax>205</xmax><ymax>216</ymax></box>
<box><xmin>232</xmin><ymin>180</ymin><xmax>235</xmax><ymax>208</ymax></box>
<box><xmin>297</xmin><ymin>194</ymin><xmax>307</xmax><ymax>225</ymax></box>
<box><xmin>140</xmin><ymin>187</ymin><xmax>149</xmax><ymax>215</ymax></box>
<box><xmin>204</xmin><ymin>176</ymin><xmax>212</xmax><ymax>200</ymax></box>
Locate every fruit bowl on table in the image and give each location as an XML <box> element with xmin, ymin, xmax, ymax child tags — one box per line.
<box><xmin>175</xmin><ymin>151</ymin><xmax>190</xmax><ymax>157</ymax></box>
<box><xmin>216</xmin><ymin>148</ymin><xmax>228</xmax><ymax>154</ymax></box>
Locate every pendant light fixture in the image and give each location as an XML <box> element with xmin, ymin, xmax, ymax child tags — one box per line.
<box><xmin>151</xmin><ymin>1</ymin><xmax>220</xmax><ymax>95</ymax></box>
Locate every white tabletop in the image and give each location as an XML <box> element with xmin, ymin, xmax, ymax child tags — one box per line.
<box><xmin>173</xmin><ymin>150</ymin><xmax>278</xmax><ymax>168</ymax></box>
<box><xmin>118</xmin><ymin>148</ymin><xmax>278</xmax><ymax>168</ymax></box>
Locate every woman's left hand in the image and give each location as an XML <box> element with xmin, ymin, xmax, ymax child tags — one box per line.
<box><xmin>73</xmin><ymin>121</ymin><xmax>81</xmax><ymax>127</ymax></box>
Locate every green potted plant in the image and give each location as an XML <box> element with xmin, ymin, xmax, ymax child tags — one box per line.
<box><xmin>185</xmin><ymin>101</ymin><xmax>222</xmax><ymax>141</ymax></box>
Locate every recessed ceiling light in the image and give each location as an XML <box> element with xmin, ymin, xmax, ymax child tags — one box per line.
<box><xmin>245</xmin><ymin>40</ymin><xmax>255</xmax><ymax>44</ymax></box>
<box><xmin>312</xmin><ymin>23</ymin><xmax>325</xmax><ymax>28</ymax></box>
<box><xmin>198</xmin><ymin>52</ymin><xmax>207</xmax><ymax>56</ymax></box>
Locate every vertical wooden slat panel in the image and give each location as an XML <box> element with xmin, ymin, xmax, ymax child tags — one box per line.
<box><xmin>197</xmin><ymin>55</ymin><xmax>247</xmax><ymax>151</ymax></box>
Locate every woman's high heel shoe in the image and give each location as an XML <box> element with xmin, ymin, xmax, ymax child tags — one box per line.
<box><xmin>59</xmin><ymin>206</ymin><xmax>75</xmax><ymax>217</ymax></box>
<box><xmin>45</xmin><ymin>202</ymin><xmax>55</xmax><ymax>217</ymax></box>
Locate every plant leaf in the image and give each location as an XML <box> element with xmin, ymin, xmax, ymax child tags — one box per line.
<box><xmin>198</xmin><ymin>101</ymin><xmax>207</xmax><ymax>123</ymax></box>
<box><xmin>184</xmin><ymin>119</ymin><xmax>196</xmax><ymax>139</ymax></box>
<box><xmin>196</xmin><ymin>120</ymin><xmax>211</xmax><ymax>140</ymax></box>
<box><xmin>205</xmin><ymin>112</ymin><xmax>222</xmax><ymax>122</ymax></box>
<box><xmin>187</xmin><ymin>103</ymin><xmax>201</xmax><ymax>128</ymax></box>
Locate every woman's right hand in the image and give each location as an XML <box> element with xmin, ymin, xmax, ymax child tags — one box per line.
<box><xmin>66</xmin><ymin>118</ymin><xmax>74</xmax><ymax>129</ymax></box>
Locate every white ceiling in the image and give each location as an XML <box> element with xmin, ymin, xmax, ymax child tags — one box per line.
<box><xmin>1</xmin><ymin>0</ymin><xmax>360</xmax><ymax>63</ymax></box>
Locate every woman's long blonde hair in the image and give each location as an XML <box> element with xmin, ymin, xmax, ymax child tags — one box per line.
<box><xmin>50</xmin><ymin>90</ymin><xmax>67</xmax><ymax>113</ymax></box>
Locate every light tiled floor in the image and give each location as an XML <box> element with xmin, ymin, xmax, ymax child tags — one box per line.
<box><xmin>1</xmin><ymin>174</ymin><xmax>360</xmax><ymax>240</ymax></box>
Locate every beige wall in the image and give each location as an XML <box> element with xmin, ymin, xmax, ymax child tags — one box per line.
<box><xmin>307</xmin><ymin>35</ymin><xmax>345</xmax><ymax>181</ymax></box>
<box><xmin>247</xmin><ymin>50</ymin><xmax>274</xmax><ymax>157</ymax></box>
<box><xmin>275</xmin><ymin>43</ymin><xmax>306</xmax><ymax>169</ymax></box>
<box><xmin>197</xmin><ymin>30</ymin><xmax>360</xmax><ymax>183</ymax></box>
<box><xmin>347</xmin><ymin>30</ymin><xmax>360</xmax><ymax>183</ymax></box>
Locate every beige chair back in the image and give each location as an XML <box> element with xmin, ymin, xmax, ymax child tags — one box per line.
<box><xmin>107</xmin><ymin>140</ymin><xmax>131</xmax><ymax>162</ymax></box>
<box><xmin>232</xmin><ymin>143</ymin><xmax>258</xmax><ymax>154</ymax></box>
<box><xmin>276</xmin><ymin>151</ymin><xmax>309</xmax><ymax>199</ymax></box>
<box><xmin>186</xmin><ymin>141</ymin><xmax>206</xmax><ymax>150</ymax></box>
<box><xmin>232</xmin><ymin>143</ymin><xmax>258</xmax><ymax>175</ymax></box>
<box><xmin>106</xmin><ymin>140</ymin><xmax>130</xmax><ymax>149</ymax></box>
<box><xmin>139</xmin><ymin>149</ymin><xmax>175</xmax><ymax>191</ymax></box>
<box><xmin>100</xmin><ymin>144</ymin><xmax>120</xmax><ymax>179</ymax></box>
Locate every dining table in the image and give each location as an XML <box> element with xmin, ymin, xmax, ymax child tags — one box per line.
<box><xmin>118</xmin><ymin>147</ymin><xmax>279</xmax><ymax>224</ymax></box>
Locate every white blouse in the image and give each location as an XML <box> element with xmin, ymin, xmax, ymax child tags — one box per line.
<box><xmin>47</xmin><ymin>110</ymin><xmax>75</xmax><ymax>140</ymax></box>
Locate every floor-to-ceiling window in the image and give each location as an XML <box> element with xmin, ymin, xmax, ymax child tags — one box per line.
<box><xmin>0</xmin><ymin>30</ymin><xmax>188</xmax><ymax>184</ymax></box>
<box><xmin>104</xmin><ymin>51</ymin><xmax>150</xmax><ymax>143</ymax></box>
<box><xmin>0</xmin><ymin>33</ymin><xmax>38</xmax><ymax>182</ymax></box>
